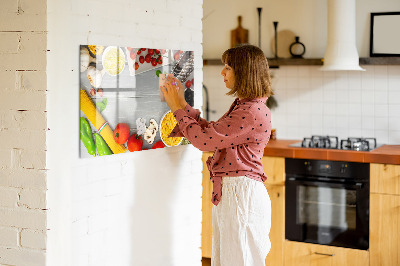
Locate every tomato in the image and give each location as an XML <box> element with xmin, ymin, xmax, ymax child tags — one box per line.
<box><xmin>185</xmin><ymin>80</ymin><xmax>191</xmax><ymax>89</ymax></box>
<box><xmin>160</xmin><ymin>49</ymin><xmax>166</xmax><ymax>54</ymax></box>
<box><xmin>137</xmin><ymin>50</ymin><xmax>142</xmax><ymax>55</ymax></box>
<box><xmin>174</xmin><ymin>52</ymin><xmax>180</xmax><ymax>61</ymax></box>
<box><xmin>127</xmin><ymin>134</ymin><xmax>143</xmax><ymax>152</ymax></box>
<box><xmin>151</xmin><ymin>58</ymin><xmax>157</xmax><ymax>66</ymax></box>
<box><xmin>155</xmin><ymin>49</ymin><xmax>160</xmax><ymax>54</ymax></box>
<box><xmin>148</xmin><ymin>49</ymin><xmax>154</xmax><ymax>55</ymax></box>
<box><xmin>152</xmin><ymin>141</ymin><xmax>165</xmax><ymax>149</ymax></box>
<box><xmin>141</xmin><ymin>48</ymin><xmax>146</xmax><ymax>51</ymax></box>
<box><xmin>113</xmin><ymin>123</ymin><xmax>130</xmax><ymax>144</ymax></box>
<box><xmin>130</xmin><ymin>51</ymin><xmax>137</xmax><ymax>60</ymax></box>
<box><xmin>191</xmin><ymin>79</ymin><xmax>194</xmax><ymax>86</ymax></box>
<box><xmin>145</xmin><ymin>54</ymin><xmax>151</xmax><ymax>63</ymax></box>
<box><xmin>135</xmin><ymin>62</ymin><xmax>139</xmax><ymax>70</ymax></box>
<box><xmin>139</xmin><ymin>56</ymin><xmax>145</xmax><ymax>64</ymax></box>
<box><xmin>156</xmin><ymin>56</ymin><xmax>162</xmax><ymax>65</ymax></box>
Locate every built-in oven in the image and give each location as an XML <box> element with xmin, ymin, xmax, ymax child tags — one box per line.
<box><xmin>285</xmin><ymin>158</ymin><xmax>370</xmax><ymax>250</ymax></box>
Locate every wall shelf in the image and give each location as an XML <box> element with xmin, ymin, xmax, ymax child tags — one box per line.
<box><xmin>203</xmin><ymin>57</ymin><xmax>400</xmax><ymax>67</ymax></box>
<box><xmin>359</xmin><ymin>57</ymin><xmax>400</xmax><ymax>65</ymax></box>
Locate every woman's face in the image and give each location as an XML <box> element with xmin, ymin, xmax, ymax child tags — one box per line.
<box><xmin>220</xmin><ymin>64</ymin><xmax>235</xmax><ymax>89</ymax></box>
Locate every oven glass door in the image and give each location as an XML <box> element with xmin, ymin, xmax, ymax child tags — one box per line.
<box><xmin>298</xmin><ymin>185</ymin><xmax>356</xmax><ymax>230</ymax></box>
<box><xmin>286</xmin><ymin>179</ymin><xmax>369</xmax><ymax>250</ymax></box>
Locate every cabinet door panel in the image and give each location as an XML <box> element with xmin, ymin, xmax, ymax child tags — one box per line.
<box><xmin>370</xmin><ymin>163</ymin><xmax>400</xmax><ymax>195</ymax></box>
<box><xmin>265</xmin><ymin>185</ymin><xmax>284</xmax><ymax>266</ymax></box>
<box><xmin>262</xmin><ymin>156</ymin><xmax>285</xmax><ymax>185</ymax></box>
<box><xmin>370</xmin><ymin>193</ymin><xmax>400</xmax><ymax>266</ymax></box>
<box><xmin>202</xmin><ymin>152</ymin><xmax>213</xmax><ymax>258</ymax></box>
<box><xmin>284</xmin><ymin>241</ymin><xmax>369</xmax><ymax>266</ymax></box>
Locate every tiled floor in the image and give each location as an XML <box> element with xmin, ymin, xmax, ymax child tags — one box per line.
<box><xmin>202</xmin><ymin>257</ymin><xmax>211</xmax><ymax>266</ymax></box>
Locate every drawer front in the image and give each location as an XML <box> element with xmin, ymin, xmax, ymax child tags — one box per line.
<box><xmin>284</xmin><ymin>241</ymin><xmax>369</xmax><ymax>266</ymax></box>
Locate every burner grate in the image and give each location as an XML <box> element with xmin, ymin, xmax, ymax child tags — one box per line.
<box><xmin>296</xmin><ymin>136</ymin><xmax>378</xmax><ymax>151</ymax></box>
<box><xmin>301</xmin><ymin>135</ymin><xmax>339</xmax><ymax>149</ymax></box>
<box><xmin>340</xmin><ymin>137</ymin><xmax>377</xmax><ymax>151</ymax></box>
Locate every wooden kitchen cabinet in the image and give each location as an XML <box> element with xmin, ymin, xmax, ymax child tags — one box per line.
<box><xmin>370</xmin><ymin>163</ymin><xmax>400</xmax><ymax>195</ymax></box>
<box><xmin>202</xmin><ymin>152</ymin><xmax>213</xmax><ymax>258</ymax></box>
<box><xmin>370</xmin><ymin>193</ymin><xmax>400</xmax><ymax>266</ymax></box>
<box><xmin>284</xmin><ymin>241</ymin><xmax>369</xmax><ymax>266</ymax></box>
<box><xmin>261</xmin><ymin>156</ymin><xmax>285</xmax><ymax>186</ymax></box>
<box><xmin>370</xmin><ymin>163</ymin><xmax>400</xmax><ymax>266</ymax></box>
<box><xmin>262</xmin><ymin>156</ymin><xmax>285</xmax><ymax>266</ymax></box>
<box><xmin>264</xmin><ymin>184</ymin><xmax>285</xmax><ymax>266</ymax></box>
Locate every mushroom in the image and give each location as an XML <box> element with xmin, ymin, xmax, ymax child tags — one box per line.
<box><xmin>144</xmin><ymin>119</ymin><xmax>158</xmax><ymax>144</ymax></box>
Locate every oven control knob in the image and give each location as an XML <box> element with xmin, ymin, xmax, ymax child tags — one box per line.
<box><xmin>305</xmin><ymin>162</ymin><xmax>312</xmax><ymax>171</ymax></box>
<box><xmin>340</xmin><ymin>164</ymin><xmax>347</xmax><ymax>174</ymax></box>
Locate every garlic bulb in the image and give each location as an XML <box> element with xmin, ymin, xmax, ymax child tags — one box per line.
<box><xmin>80</xmin><ymin>47</ymin><xmax>96</xmax><ymax>72</ymax></box>
<box><xmin>136</xmin><ymin>118</ymin><xmax>147</xmax><ymax>135</ymax></box>
<box><xmin>86</xmin><ymin>66</ymin><xmax>105</xmax><ymax>88</ymax></box>
<box><xmin>80</xmin><ymin>48</ymin><xmax>90</xmax><ymax>72</ymax></box>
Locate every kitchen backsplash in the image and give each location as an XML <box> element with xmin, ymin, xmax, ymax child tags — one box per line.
<box><xmin>203</xmin><ymin>65</ymin><xmax>400</xmax><ymax>144</ymax></box>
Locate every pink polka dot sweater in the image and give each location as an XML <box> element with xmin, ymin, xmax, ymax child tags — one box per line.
<box><xmin>170</xmin><ymin>97</ymin><xmax>271</xmax><ymax>206</ymax></box>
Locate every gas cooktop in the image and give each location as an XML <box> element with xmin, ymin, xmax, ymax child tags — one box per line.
<box><xmin>289</xmin><ymin>135</ymin><xmax>383</xmax><ymax>151</ymax></box>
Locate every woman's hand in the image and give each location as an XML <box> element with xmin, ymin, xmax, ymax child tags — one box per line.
<box><xmin>160</xmin><ymin>75</ymin><xmax>187</xmax><ymax>113</ymax></box>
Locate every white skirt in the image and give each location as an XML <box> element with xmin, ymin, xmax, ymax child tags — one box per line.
<box><xmin>212</xmin><ymin>176</ymin><xmax>271</xmax><ymax>266</ymax></box>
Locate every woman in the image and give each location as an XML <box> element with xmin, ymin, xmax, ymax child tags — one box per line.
<box><xmin>161</xmin><ymin>44</ymin><xmax>273</xmax><ymax>266</ymax></box>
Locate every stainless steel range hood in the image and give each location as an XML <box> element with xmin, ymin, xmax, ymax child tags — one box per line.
<box><xmin>320</xmin><ymin>0</ymin><xmax>365</xmax><ymax>71</ymax></box>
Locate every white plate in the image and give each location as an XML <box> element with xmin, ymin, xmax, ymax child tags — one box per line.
<box><xmin>159</xmin><ymin>111</ymin><xmax>183</xmax><ymax>147</ymax></box>
<box><xmin>102</xmin><ymin>46</ymin><xmax>126</xmax><ymax>76</ymax></box>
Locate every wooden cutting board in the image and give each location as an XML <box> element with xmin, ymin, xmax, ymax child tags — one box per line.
<box><xmin>231</xmin><ymin>16</ymin><xmax>249</xmax><ymax>48</ymax></box>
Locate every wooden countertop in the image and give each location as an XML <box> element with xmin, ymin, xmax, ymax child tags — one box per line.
<box><xmin>263</xmin><ymin>139</ymin><xmax>400</xmax><ymax>165</ymax></box>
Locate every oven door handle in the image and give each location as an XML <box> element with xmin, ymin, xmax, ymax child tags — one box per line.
<box><xmin>287</xmin><ymin>177</ymin><xmax>364</xmax><ymax>189</ymax></box>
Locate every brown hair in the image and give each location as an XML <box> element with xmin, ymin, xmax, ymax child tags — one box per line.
<box><xmin>221</xmin><ymin>44</ymin><xmax>273</xmax><ymax>99</ymax></box>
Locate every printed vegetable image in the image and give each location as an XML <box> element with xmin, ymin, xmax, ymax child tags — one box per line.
<box><xmin>80</xmin><ymin>89</ymin><xmax>127</xmax><ymax>154</ymax></box>
<box><xmin>113</xmin><ymin>123</ymin><xmax>130</xmax><ymax>144</ymax></box>
<box><xmin>96</xmin><ymin>98</ymin><xmax>107</xmax><ymax>113</ymax></box>
<box><xmin>152</xmin><ymin>141</ymin><xmax>165</xmax><ymax>149</ymax></box>
<box><xmin>143</xmin><ymin>119</ymin><xmax>158</xmax><ymax>144</ymax></box>
<box><xmin>185</xmin><ymin>80</ymin><xmax>191</xmax><ymax>89</ymax></box>
<box><xmin>102</xmin><ymin>46</ymin><xmax>126</xmax><ymax>76</ymax></box>
<box><xmin>79</xmin><ymin>45</ymin><xmax>195</xmax><ymax>158</ymax></box>
<box><xmin>80</xmin><ymin>117</ymin><xmax>96</xmax><ymax>156</ymax></box>
<box><xmin>160</xmin><ymin>111</ymin><xmax>183</xmax><ymax>147</ymax></box>
<box><xmin>127</xmin><ymin>134</ymin><xmax>143</xmax><ymax>152</ymax></box>
<box><xmin>88</xmin><ymin>45</ymin><xmax>104</xmax><ymax>55</ymax></box>
<box><xmin>94</xmin><ymin>133</ymin><xmax>113</xmax><ymax>156</ymax></box>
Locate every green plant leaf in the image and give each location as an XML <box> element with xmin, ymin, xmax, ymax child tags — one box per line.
<box><xmin>96</xmin><ymin>98</ymin><xmax>108</xmax><ymax>112</ymax></box>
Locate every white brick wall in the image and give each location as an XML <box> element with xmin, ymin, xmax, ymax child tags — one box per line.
<box><xmin>3</xmin><ymin>0</ymin><xmax>204</xmax><ymax>264</ymax></box>
<box><xmin>46</xmin><ymin>0</ymin><xmax>203</xmax><ymax>266</ymax></box>
<box><xmin>0</xmin><ymin>0</ymin><xmax>48</xmax><ymax>265</ymax></box>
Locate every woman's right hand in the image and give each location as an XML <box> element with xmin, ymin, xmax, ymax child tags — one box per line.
<box><xmin>167</xmin><ymin>74</ymin><xmax>187</xmax><ymax>108</ymax></box>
